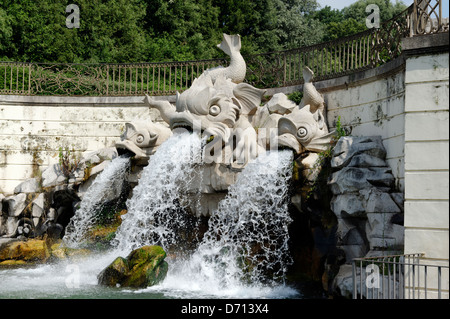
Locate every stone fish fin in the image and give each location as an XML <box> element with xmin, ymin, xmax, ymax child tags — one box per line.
<box><xmin>233</xmin><ymin>83</ymin><xmax>266</xmax><ymax>115</ymax></box>
<box><xmin>217</xmin><ymin>34</ymin><xmax>241</xmax><ymax>56</ymax></box>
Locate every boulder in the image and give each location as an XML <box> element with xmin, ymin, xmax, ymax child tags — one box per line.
<box><xmin>362</xmin><ymin>189</ymin><xmax>401</xmax><ymax>214</ymax></box>
<box><xmin>81</xmin><ymin>147</ymin><xmax>118</xmax><ymax>166</ymax></box>
<box><xmin>331</xmin><ymin>264</ymin><xmax>357</xmax><ymax>298</ymax></box>
<box><xmin>41</xmin><ymin>164</ymin><xmax>67</xmax><ymax>188</ymax></box>
<box><xmin>4</xmin><ymin>193</ymin><xmax>27</xmax><ymax>217</ymax></box>
<box><xmin>330</xmin><ymin>193</ymin><xmax>366</xmax><ymax>218</ymax></box>
<box><xmin>331</xmin><ymin>136</ymin><xmax>386</xmax><ymax>169</ymax></box>
<box><xmin>98</xmin><ymin>245</ymin><xmax>168</xmax><ymax>288</ymax></box>
<box><xmin>328</xmin><ymin>167</ymin><xmax>394</xmax><ymax>195</ymax></box>
<box><xmin>0</xmin><ymin>239</ymin><xmax>50</xmax><ymax>262</ymax></box>
<box><xmin>366</xmin><ymin>213</ymin><xmax>404</xmax><ymax>250</ymax></box>
<box><xmin>14</xmin><ymin>178</ymin><xmax>41</xmax><ymax>194</ymax></box>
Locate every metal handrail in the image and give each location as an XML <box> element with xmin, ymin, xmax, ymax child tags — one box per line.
<box><xmin>0</xmin><ymin>0</ymin><xmax>447</xmax><ymax>96</ymax></box>
<box><xmin>352</xmin><ymin>253</ymin><xmax>449</xmax><ymax>299</ymax></box>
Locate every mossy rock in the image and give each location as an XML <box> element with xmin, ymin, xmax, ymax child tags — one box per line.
<box><xmin>0</xmin><ymin>259</ymin><xmax>28</xmax><ymax>268</ymax></box>
<box><xmin>0</xmin><ymin>239</ymin><xmax>50</xmax><ymax>262</ymax></box>
<box><xmin>98</xmin><ymin>245</ymin><xmax>168</xmax><ymax>288</ymax></box>
<box><xmin>97</xmin><ymin>257</ymin><xmax>129</xmax><ymax>287</ymax></box>
<box><xmin>49</xmin><ymin>241</ymin><xmax>92</xmax><ymax>261</ymax></box>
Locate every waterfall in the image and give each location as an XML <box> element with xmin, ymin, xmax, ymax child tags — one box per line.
<box><xmin>100</xmin><ymin>132</ymin><xmax>295</xmax><ymax>295</ymax></box>
<box><xmin>113</xmin><ymin>132</ymin><xmax>203</xmax><ymax>252</ymax></box>
<box><xmin>160</xmin><ymin>150</ymin><xmax>295</xmax><ymax>295</ymax></box>
<box><xmin>63</xmin><ymin>155</ymin><xmax>130</xmax><ymax>246</ymax></box>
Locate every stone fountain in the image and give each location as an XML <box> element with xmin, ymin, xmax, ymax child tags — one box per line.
<box><xmin>116</xmin><ymin>33</ymin><xmax>335</xmax><ymax>216</ymax></box>
<box><xmin>0</xmin><ymin>34</ymin><xmax>404</xmax><ymax>298</ymax></box>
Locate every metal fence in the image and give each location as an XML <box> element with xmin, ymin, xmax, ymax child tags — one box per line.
<box><xmin>0</xmin><ymin>59</ymin><xmax>226</xmax><ymax>96</ymax></box>
<box><xmin>0</xmin><ymin>0</ymin><xmax>448</xmax><ymax>96</ymax></box>
<box><xmin>352</xmin><ymin>253</ymin><xmax>449</xmax><ymax>299</ymax></box>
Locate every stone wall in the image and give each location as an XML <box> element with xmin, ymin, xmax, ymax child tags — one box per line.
<box><xmin>1</xmin><ymin>58</ymin><xmax>409</xmax><ymax>195</ymax></box>
<box><xmin>0</xmin><ymin>95</ymin><xmax>170</xmax><ymax>194</ymax></box>
<box><xmin>322</xmin><ymin>60</ymin><xmax>406</xmax><ymax>193</ymax></box>
<box><xmin>267</xmin><ymin>57</ymin><xmax>407</xmax><ymax>193</ymax></box>
<box><xmin>403</xmin><ymin>50</ymin><xmax>449</xmax><ymax>298</ymax></box>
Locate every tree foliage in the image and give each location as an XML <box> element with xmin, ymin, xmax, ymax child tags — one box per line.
<box><xmin>0</xmin><ymin>0</ymin><xmax>408</xmax><ymax>63</ymax></box>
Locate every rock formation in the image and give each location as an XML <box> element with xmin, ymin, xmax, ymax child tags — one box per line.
<box><xmin>97</xmin><ymin>245</ymin><xmax>168</xmax><ymax>288</ymax></box>
<box><xmin>328</xmin><ymin>136</ymin><xmax>404</xmax><ymax>297</ymax></box>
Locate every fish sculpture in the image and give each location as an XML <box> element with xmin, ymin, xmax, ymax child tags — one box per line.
<box><xmin>204</xmin><ymin>33</ymin><xmax>246</xmax><ymax>84</ymax></box>
<box><xmin>277</xmin><ymin>104</ymin><xmax>334</xmax><ymax>154</ymax></box>
<box><xmin>115</xmin><ymin>120</ymin><xmax>172</xmax><ymax>160</ymax></box>
<box><xmin>143</xmin><ymin>33</ymin><xmax>265</xmax><ymax>166</ymax></box>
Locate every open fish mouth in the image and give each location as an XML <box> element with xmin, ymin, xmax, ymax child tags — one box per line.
<box><xmin>170</xmin><ymin>112</ymin><xmax>202</xmax><ymax>134</ymax></box>
<box><xmin>277</xmin><ymin>133</ymin><xmax>302</xmax><ymax>154</ymax></box>
<box><xmin>115</xmin><ymin>140</ymin><xmax>148</xmax><ymax>159</ymax></box>
<box><xmin>171</xmin><ymin>121</ymin><xmax>194</xmax><ymax>133</ymax></box>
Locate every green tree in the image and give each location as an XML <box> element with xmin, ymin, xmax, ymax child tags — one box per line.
<box><xmin>342</xmin><ymin>0</ymin><xmax>407</xmax><ymax>23</ymax></box>
<box><xmin>143</xmin><ymin>0</ymin><xmax>222</xmax><ymax>61</ymax></box>
<box><xmin>273</xmin><ymin>0</ymin><xmax>325</xmax><ymax>49</ymax></box>
<box><xmin>0</xmin><ymin>0</ymin><xmax>148</xmax><ymax>63</ymax></box>
<box><xmin>315</xmin><ymin>0</ymin><xmax>407</xmax><ymax>43</ymax></box>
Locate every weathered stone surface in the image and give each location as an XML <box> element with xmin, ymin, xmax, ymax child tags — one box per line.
<box><xmin>346</xmin><ymin>153</ymin><xmax>387</xmax><ymax>168</ymax></box>
<box><xmin>328</xmin><ymin>134</ymin><xmax>405</xmax><ymax>297</ymax></box>
<box><xmin>81</xmin><ymin>147</ymin><xmax>118</xmax><ymax>166</ymax></box>
<box><xmin>328</xmin><ymin>167</ymin><xmax>395</xmax><ymax>195</ymax></box>
<box><xmin>0</xmin><ymin>259</ymin><xmax>27</xmax><ymax>267</ymax></box>
<box><xmin>98</xmin><ymin>257</ymin><xmax>129</xmax><ymax>286</ymax></box>
<box><xmin>41</xmin><ymin>164</ymin><xmax>67</xmax><ymax>188</ymax></box>
<box><xmin>330</xmin><ymin>194</ymin><xmax>366</xmax><ymax>218</ymax></box>
<box><xmin>0</xmin><ymin>239</ymin><xmax>50</xmax><ymax>262</ymax></box>
<box><xmin>362</xmin><ymin>189</ymin><xmax>401</xmax><ymax>214</ymax></box>
<box><xmin>266</xmin><ymin>92</ymin><xmax>297</xmax><ymax>114</ymax></box>
<box><xmin>32</xmin><ymin>193</ymin><xmax>45</xmax><ymax>218</ymax></box>
<box><xmin>331</xmin><ymin>136</ymin><xmax>386</xmax><ymax>169</ymax></box>
<box><xmin>14</xmin><ymin>178</ymin><xmax>40</xmax><ymax>194</ymax></box>
<box><xmin>5</xmin><ymin>217</ymin><xmax>19</xmax><ymax>237</ymax></box>
<box><xmin>390</xmin><ymin>192</ymin><xmax>404</xmax><ymax>210</ymax></box>
<box><xmin>342</xmin><ymin>244</ymin><xmax>367</xmax><ymax>263</ymax></box>
<box><xmin>5</xmin><ymin>193</ymin><xmax>27</xmax><ymax>217</ymax></box>
<box><xmin>366</xmin><ymin>213</ymin><xmax>404</xmax><ymax>250</ymax></box>
<box><xmin>98</xmin><ymin>245</ymin><xmax>168</xmax><ymax>288</ymax></box>
<box><xmin>331</xmin><ymin>264</ymin><xmax>357</xmax><ymax>299</ymax></box>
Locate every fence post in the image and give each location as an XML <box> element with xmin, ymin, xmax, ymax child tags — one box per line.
<box><xmin>352</xmin><ymin>260</ymin><xmax>357</xmax><ymax>299</ymax></box>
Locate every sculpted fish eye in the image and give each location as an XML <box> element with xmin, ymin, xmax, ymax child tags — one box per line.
<box><xmin>209</xmin><ymin>104</ymin><xmax>221</xmax><ymax>116</ymax></box>
<box><xmin>136</xmin><ymin>134</ymin><xmax>145</xmax><ymax>143</ymax></box>
<box><xmin>297</xmin><ymin>127</ymin><xmax>308</xmax><ymax>138</ymax></box>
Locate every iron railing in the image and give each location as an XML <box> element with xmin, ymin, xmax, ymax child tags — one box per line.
<box><xmin>352</xmin><ymin>253</ymin><xmax>449</xmax><ymax>299</ymax></box>
<box><xmin>0</xmin><ymin>59</ymin><xmax>226</xmax><ymax>96</ymax></box>
<box><xmin>0</xmin><ymin>0</ymin><xmax>447</xmax><ymax>96</ymax></box>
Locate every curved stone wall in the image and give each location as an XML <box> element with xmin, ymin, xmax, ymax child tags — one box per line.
<box><xmin>0</xmin><ymin>95</ymin><xmax>170</xmax><ymax>194</ymax></box>
<box><xmin>0</xmin><ymin>55</ymin><xmax>438</xmax><ymax>196</ymax></box>
<box><xmin>267</xmin><ymin>57</ymin><xmax>407</xmax><ymax>192</ymax></box>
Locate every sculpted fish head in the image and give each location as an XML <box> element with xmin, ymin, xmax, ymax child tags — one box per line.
<box><xmin>277</xmin><ymin>105</ymin><xmax>334</xmax><ymax>154</ymax></box>
<box><xmin>171</xmin><ymin>74</ymin><xmax>264</xmax><ymax>146</ymax></box>
<box><xmin>115</xmin><ymin>121</ymin><xmax>172</xmax><ymax>159</ymax></box>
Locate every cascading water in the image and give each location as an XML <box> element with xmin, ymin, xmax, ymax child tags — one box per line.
<box><xmin>0</xmin><ymin>134</ymin><xmax>299</xmax><ymax>299</ymax></box>
<box><xmin>63</xmin><ymin>155</ymin><xmax>130</xmax><ymax>247</ymax></box>
<box><xmin>153</xmin><ymin>150</ymin><xmax>297</xmax><ymax>297</ymax></box>
<box><xmin>113</xmin><ymin>132</ymin><xmax>203</xmax><ymax>252</ymax></box>
<box><xmin>195</xmin><ymin>149</ymin><xmax>294</xmax><ymax>285</ymax></box>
